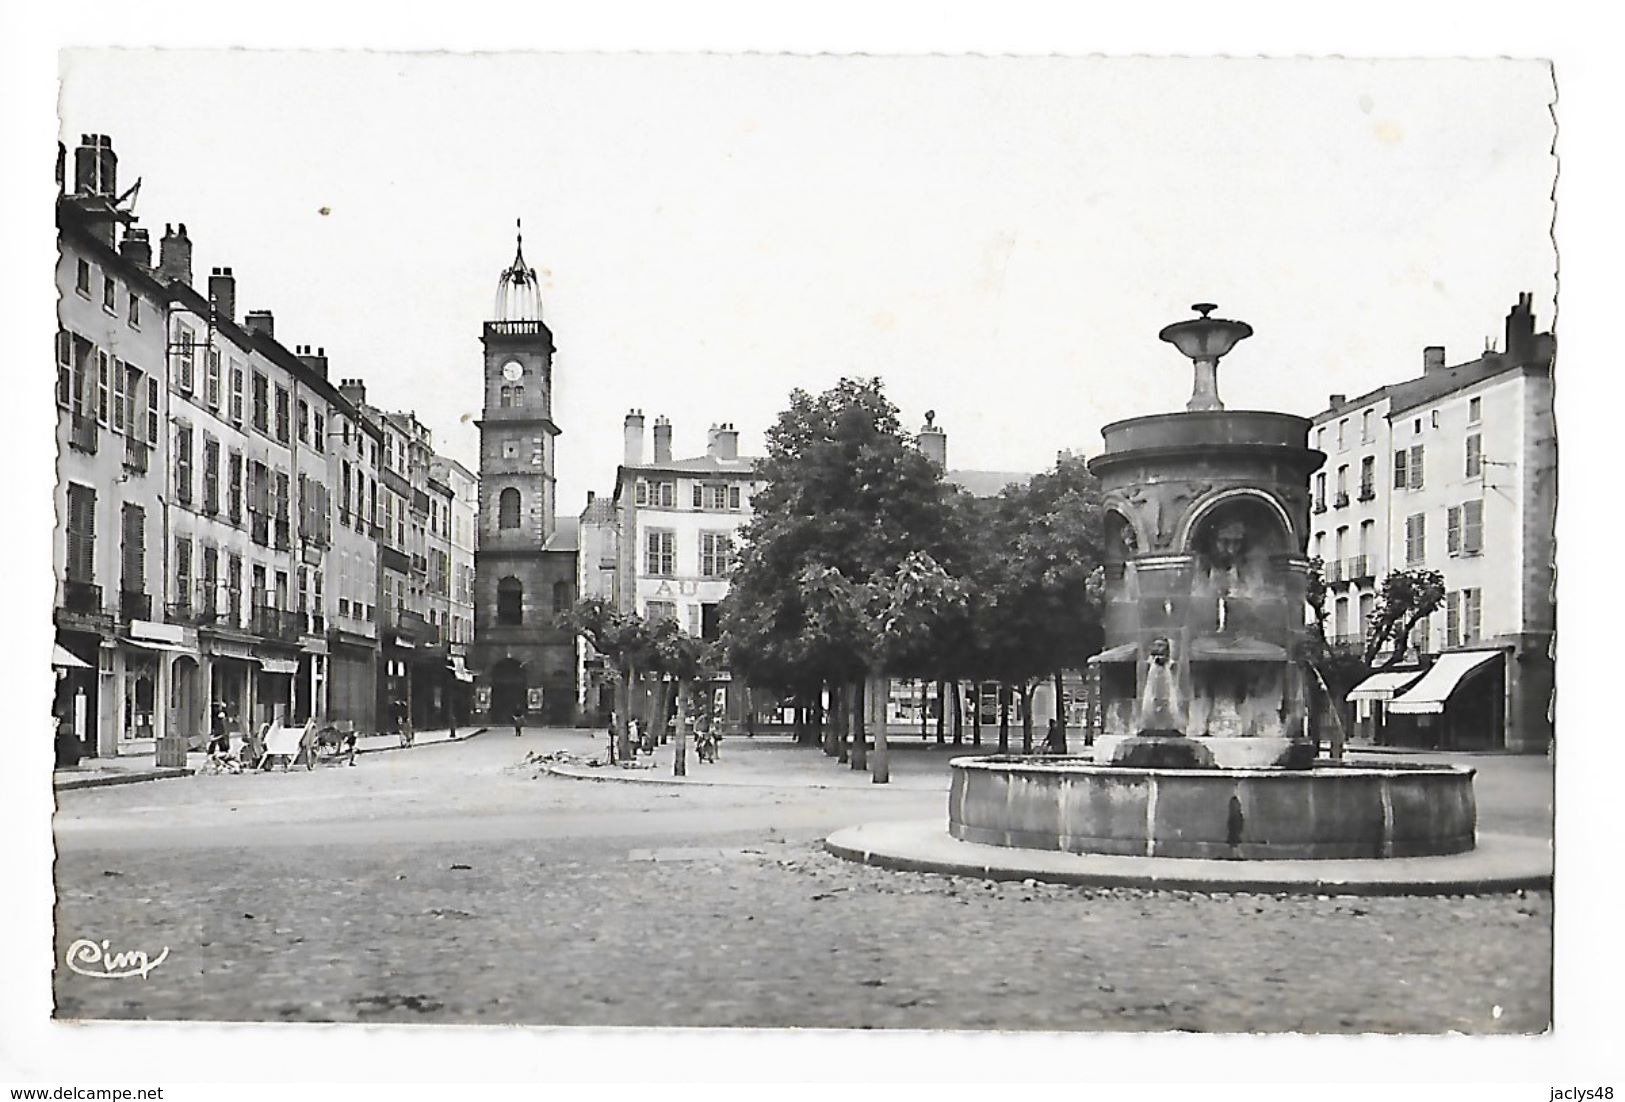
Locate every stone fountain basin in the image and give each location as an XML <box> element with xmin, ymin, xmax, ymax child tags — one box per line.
<box><xmin>948</xmin><ymin>755</ymin><xmax>1476</xmax><ymax>861</ymax></box>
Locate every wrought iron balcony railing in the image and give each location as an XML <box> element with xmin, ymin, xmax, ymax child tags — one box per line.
<box><xmin>119</xmin><ymin>589</ymin><xmax>151</xmax><ymax>621</ymax></box>
<box><xmin>61</xmin><ymin>579</ymin><xmax>101</xmax><ymax>614</ymax></box>
<box><xmin>68</xmin><ymin>413</ymin><xmax>99</xmax><ymax>454</ymax></box>
<box><xmin>122</xmin><ymin>438</ymin><xmax>149</xmax><ymax>474</ymax></box>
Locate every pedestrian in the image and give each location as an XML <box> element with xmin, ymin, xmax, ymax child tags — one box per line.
<box><xmin>207</xmin><ymin>702</ymin><xmax>231</xmax><ymax>760</ymax></box>
<box><xmin>628</xmin><ymin>715</ymin><xmax>643</xmax><ymax>754</ymax></box>
<box><xmin>1045</xmin><ymin>716</ymin><xmax>1064</xmax><ymax>756</ymax></box>
<box><xmin>512</xmin><ymin>701</ymin><xmax>524</xmax><ymax>738</ymax></box>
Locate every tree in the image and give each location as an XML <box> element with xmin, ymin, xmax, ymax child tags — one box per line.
<box><xmin>796</xmin><ymin>553</ymin><xmax>968</xmax><ymax>783</ymax></box>
<box><xmin>720</xmin><ymin>377</ymin><xmax>966</xmax><ymax>768</ymax></box>
<box><xmin>964</xmin><ymin>453</ymin><xmax>1107</xmax><ymax>753</ymax></box>
<box><xmin>1363</xmin><ymin>568</ymin><xmax>1446</xmax><ymax>670</ymax></box>
<box><xmin>645</xmin><ymin>618</ymin><xmax>716</xmax><ymax>777</ymax></box>
<box><xmin>556</xmin><ymin>597</ymin><xmax>653</xmax><ymax>763</ymax></box>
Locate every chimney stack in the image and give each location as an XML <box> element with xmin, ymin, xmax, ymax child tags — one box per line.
<box><xmin>159</xmin><ymin>223</ymin><xmax>193</xmax><ymax>285</ymax></box>
<box><xmin>244</xmin><ymin>309</ymin><xmax>274</xmax><ymax>337</ymax></box>
<box><xmin>623</xmin><ymin>409</ymin><xmax>645</xmax><ymax>467</ymax></box>
<box><xmin>1423</xmin><ymin>346</ymin><xmax>1446</xmax><ymax>374</ymax></box>
<box><xmin>339</xmin><ymin>378</ymin><xmax>367</xmax><ymax>408</ymax></box>
<box><xmin>119</xmin><ymin>226</ymin><xmax>152</xmax><ymax>268</ymax></box>
<box><xmin>73</xmin><ymin>134</ymin><xmax>116</xmax><ymax>197</ymax></box>
<box><xmin>1505</xmin><ymin>292</ymin><xmax>1536</xmax><ymax>365</ymax></box>
<box><xmin>208</xmin><ymin>267</ymin><xmax>237</xmax><ymax>323</ymax></box>
<box><xmin>653</xmin><ymin>416</ymin><xmax>673</xmax><ymax>464</ymax></box>
<box><xmin>707</xmin><ymin>422</ymin><xmax>740</xmax><ymax>461</ymax></box>
<box><xmin>297</xmin><ymin>345</ymin><xmax>329</xmax><ymax>379</ymax></box>
<box><xmin>1328</xmin><ymin>393</ymin><xmax>1346</xmax><ymax>409</ymax></box>
<box><xmin>918</xmin><ymin>411</ymin><xmax>947</xmax><ymax>468</ymax></box>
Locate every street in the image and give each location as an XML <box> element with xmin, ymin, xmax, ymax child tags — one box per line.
<box><xmin>52</xmin><ymin>730</ymin><xmax>1552</xmax><ymax>1033</ymax></box>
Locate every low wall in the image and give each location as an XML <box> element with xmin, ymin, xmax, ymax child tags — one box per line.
<box><xmin>948</xmin><ymin>756</ymin><xmax>1476</xmax><ymax>860</ymax></box>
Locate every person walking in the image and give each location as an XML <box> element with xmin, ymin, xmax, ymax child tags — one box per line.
<box><xmin>512</xmin><ymin>701</ymin><xmax>524</xmax><ymax>738</ymax></box>
<box><xmin>1044</xmin><ymin>716</ymin><xmax>1065</xmax><ymax>756</ymax></box>
<box><xmin>207</xmin><ymin>703</ymin><xmax>231</xmax><ymax>760</ymax></box>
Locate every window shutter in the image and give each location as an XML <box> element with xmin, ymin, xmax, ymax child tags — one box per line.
<box><xmin>1393</xmin><ymin>449</ymin><xmax>1407</xmax><ymax>489</ymax></box>
<box><xmin>1446</xmin><ymin>506</ymin><xmax>1461</xmax><ymax>554</ymax></box>
<box><xmin>693</xmin><ymin>483</ymin><xmax>704</xmax><ymax>508</ymax></box>
<box><xmin>1465</xmin><ymin>434</ymin><xmax>1482</xmax><ymax>478</ymax></box>
<box><xmin>1408</xmin><ymin>444</ymin><xmax>1425</xmax><ymax>490</ymax></box>
<box><xmin>1463</xmin><ymin>499</ymin><xmax>1484</xmax><ymax>554</ymax></box>
<box><xmin>121</xmin><ymin>504</ymin><xmax>145</xmax><ymax>592</ymax></box>
<box><xmin>66</xmin><ymin>484</ymin><xmax>95</xmax><ymax>582</ymax></box>
<box><xmin>1446</xmin><ymin>592</ymin><xmax>1460</xmax><ymax>647</ymax></box>
<box><xmin>1466</xmin><ymin>589</ymin><xmax>1482</xmax><ymax>641</ymax></box>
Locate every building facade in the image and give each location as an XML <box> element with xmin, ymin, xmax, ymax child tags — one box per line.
<box><xmin>53</xmin><ymin>133</ymin><xmax>480</xmax><ymax>758</ymax></box>
<box><xmin>470</xmin><ymin>233</ymin><xmax>578</xmax><ymax>725</ymax></box>
<box><xmin>1309</xmin><ymin>295</ymin><xmax>1556</xmax><ymax>751</ymax></box>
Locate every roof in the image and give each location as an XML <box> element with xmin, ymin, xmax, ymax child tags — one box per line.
<box><xmin>1310</xmin><ymin>337</ymin><xmax>1554</xmax><ymax>425</ymax></box>
<box><xmin>543</xmin><ymin>516</ymin><xmax>580</xmax><ymax>553</ymax></box>
<box><xmin>580</xmin><ymin>495</ymin><xmax>617</xmax><ymax>525</ymax></box>
<box><xmin>945</xmin><ymin>469</ymin><xmax>1031</xmax><ymax>498</ymax></box>
<box><xmin>613</xmin><ymin>454</ymin><xmax>763</xmax><ymax>499</ymax></box>
<box><xmin>1385</xmin><ymin>346</ymin><xmax>1550</xmax><ymax>418</ymax></box>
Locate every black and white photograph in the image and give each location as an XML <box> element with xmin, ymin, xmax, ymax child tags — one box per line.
<box><xmin>3</xmin><ymin>5</ymin><xmax>1618</xmax><ymax>1096</ymax></box>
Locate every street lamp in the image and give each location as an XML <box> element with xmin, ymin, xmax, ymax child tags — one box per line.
<box><xmin>1158</xmin><ymin>302</ymin><xmax>1253</xmax><ymax>412</ymax></box>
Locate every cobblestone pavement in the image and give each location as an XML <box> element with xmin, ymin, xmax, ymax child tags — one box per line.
<box><xmin>52</xmin><ymin>732</ymin><xmax>1552</xmax><ymax>1033</ymax></box>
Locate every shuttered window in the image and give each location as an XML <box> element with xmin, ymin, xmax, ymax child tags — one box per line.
<box><xmin>1404</xmin><ymin>513</ymin><xmax>1425</xmax><ymax>566</ymax></box>
<box><xmin>121</xmin><ymin>504</ymin><xmax>145</xmax><ymax>594</ymax></box>
<box><xmin>1446</xmin><ymin>506</ymin><xmax>1461</xmax><ymax>555</ymax></box>
<box><xmin>1465</xmin><ymin>433</ymin><xmax>1482</xmax><ymax>478</ymax></box>
<box><xmin>202</xmin><ymin>436</ymin><xmax>220</xmax><ymax>514</ymax></box>
<box><xmin>1462</xmin><ymin>499</ymin><xmax>1484</xmax><ymax>555</ymax></box>
<box><xmin>1407</xmin><ymin>444</ymin><xmax>1425</xmax><ymax>490</ymax></box>
<box><xmin>174</xmin><ymin>423</ymin><xmax>193</xmax><ymax>505</ymax></box>
<box><xmin>65</xmin><ymin>484</ymin><xmax>95</xmax><ymax>582</ymax></box>
<box><xmin>1392</xmin><ymin>448</ymin><xmax>1407</xmax><ymax>489</ymax></box>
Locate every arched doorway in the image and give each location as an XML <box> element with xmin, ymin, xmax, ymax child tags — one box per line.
<box><xmin>490</xmin><ymin>657</ymin><xmax>527</xmax><ymax>722</ymax></box>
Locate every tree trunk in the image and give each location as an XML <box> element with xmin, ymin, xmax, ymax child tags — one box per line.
<box><xmin>1021</xmin><ymin>681</ymin><xmax>1035</xmax><ymax>753</ymax></box>
<box><xmin>998</xmin><ymin>686</ymin><xmax>1010</xmax><ymax>753</ymax></box>
<box><xmin>971</xmin><ymin>685</ymin><xmax>982</xmax><ymax>747</ymax></box>
<box><xmin>919</xmin><ymin>682</ymin><xmax>928</xmax><ymax>741</ymax></box>
<box><xmin>616</xmin><ymin>667</ymin><xmax>634</xmax><ymax>762</ymax></box>
<box><xmin>835</xmin><ymin>687</ymin><xmax>848</xmax><ymax>763</ymax></box>
<box><xmin>672</xmin><ymin>686</ymin><xmax>687</xmax><ymax>777</ymax></box>
<box><xmin>873</xmin><ymin>677</ymin><xmax>890</xmax><ymax>784</ymax></box>
<box><xmin>951</xmin><ymin>680</ymin><xmax>963</xmax><ymax>746</ymax></box>
<box><xmin>817</xmin><ymin>691</ymin><xmax>834</xmax><ymax>756</ymax></box>
<box><xmin>1052</xmin><ymin>668</ymin><xmax>1068</xmax><ymax>754</ymax></box>
<box><xmin>849</xmin><ymin>680</ymin><xmax>868</xmax><ymax>771</ymax></box>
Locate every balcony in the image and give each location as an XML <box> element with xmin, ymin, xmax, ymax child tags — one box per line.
<box><xmin>123</xmin><ymin>438</ymin><xmax>149</xmax><ymax>474</ymax></box>
<box><xmin>68</xmin><ymin>414</ymin><xmax>99</xmax><ymax>454</ymax></box>
<box><xmin>251</xmin><ymin>604</ymin><xmax>301</xmax><ymax>641</ymax></box>
<box><xmin>250</xmin><ymin>515</ymin><xmax>270</xmax><ymax>546</ymax></box>
<box><xmin>1323</xmin><ymin>560</ymin><xmax>1344</xmax><ymax>584</ymax></box>
<box><xmin>1333</xmin><ymin>491</ymin><xmax>1350</xmax><ymax>509</ymax></box>
<box><xmin>61</xmin><ymin>579</ymin><xmax>102</xmax><ymax>614</ymax></box>
<box><xmin>1358</xmin><ymin>484</ymin><xmax>1376</xmax><ymax>503</ymax></box>
<box><xmin>274</xmin><ymin>522</ymin><xmax>292</xmax><ymax>551</ymax></box>
<box><xmin>119</xmin><ymin>589</ymin><xmax>151</xmax><ymax>621</ymax></box>
<box><xmin>1346</xmin><ymin>555</ymin><xmax>1374</xmax><ymax>583</ymax></box>
<box><xmin>1312</xmin><ymin>500</ymin><xmax>1327</xmax><ymax>515</ymax></box>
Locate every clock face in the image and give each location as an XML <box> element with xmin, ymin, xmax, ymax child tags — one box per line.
<box><xmin>501</xmin><ymin>360</ymin><xmax>524</xmax><ymax>382</ymax></box>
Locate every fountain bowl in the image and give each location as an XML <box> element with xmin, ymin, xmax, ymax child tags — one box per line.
<box><xmin>948</xmin><ymin>755</ymin><xmax>1476</xmax><ymax>861</ymax></box>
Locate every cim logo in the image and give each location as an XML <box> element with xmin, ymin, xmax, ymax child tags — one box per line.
<box><xmin>64</xmin><ymin>937</ymin><xmax>169</xmax><ymax>980</ymax></box>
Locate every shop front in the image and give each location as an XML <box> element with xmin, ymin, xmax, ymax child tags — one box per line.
<box><xmin>1385</xmin><ymin>649</ymin><xmax>1507</xmax><ymax>751</ymax></box>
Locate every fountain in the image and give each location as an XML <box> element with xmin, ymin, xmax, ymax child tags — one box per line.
<box><xmin>943</xmin><ymin>305</ymin><xmax>1479</xmax><ymax>861</ymax></box>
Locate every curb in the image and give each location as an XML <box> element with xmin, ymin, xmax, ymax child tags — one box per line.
<box><xmin>825</xmin><ymin>820</ymin><xmax>1553</xmax><ymax>897</ymax></box>
<box><xmin>353</xmin><ymin>726</ymin><xmax>489</xmax><ymax>757</ymax></box>
<box><xmin>54</xmin><ymin>728</ymin><xmax>491</xmax><ymax>790</ymax></box>
<box><xmin>54</xmin><ymin>767</ymin><xmax>194</xmax><ymax>791</ymax></box>
<box><xmin>535</xmin><ymin>760</ymin><xmax>943</xmax><ymax>792</ymax></box>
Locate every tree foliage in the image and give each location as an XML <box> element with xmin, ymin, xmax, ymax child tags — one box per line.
<box><xmin>1362</xmin><ymin>568</ymin><xmax>1446</xmax><ymax>670</ymax></box>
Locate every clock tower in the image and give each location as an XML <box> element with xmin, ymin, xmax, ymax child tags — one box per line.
<box><xmin>470</xmin><ymin>224</ymin><xmax>578</xmax><ymax>725</ymax></box>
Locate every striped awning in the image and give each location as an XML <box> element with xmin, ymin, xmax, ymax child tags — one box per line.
<box><xmin>1346</xmin><ymin>669</ymin><xmax>1424</xmax><ymax>703</ymax></box>
<box><xmin>1088</xmin><ymin>642</ymin><xmax>1138</xmax><ymax>664</ymax></box>
<box><xmin>1387</xmin><ymin>651</ymin><xmax>1503</xmax><ymax>715</ymax></box>
<box><xmin>53</xmin><ymin>644</ymin><xmax>90</xmax><ymax>669</ymax></box>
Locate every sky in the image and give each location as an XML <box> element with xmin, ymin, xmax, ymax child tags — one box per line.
<box><xmin>57</xmin><ymin>53</ymin><xmax>1556</xmax><ymax>514</ymax></box>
